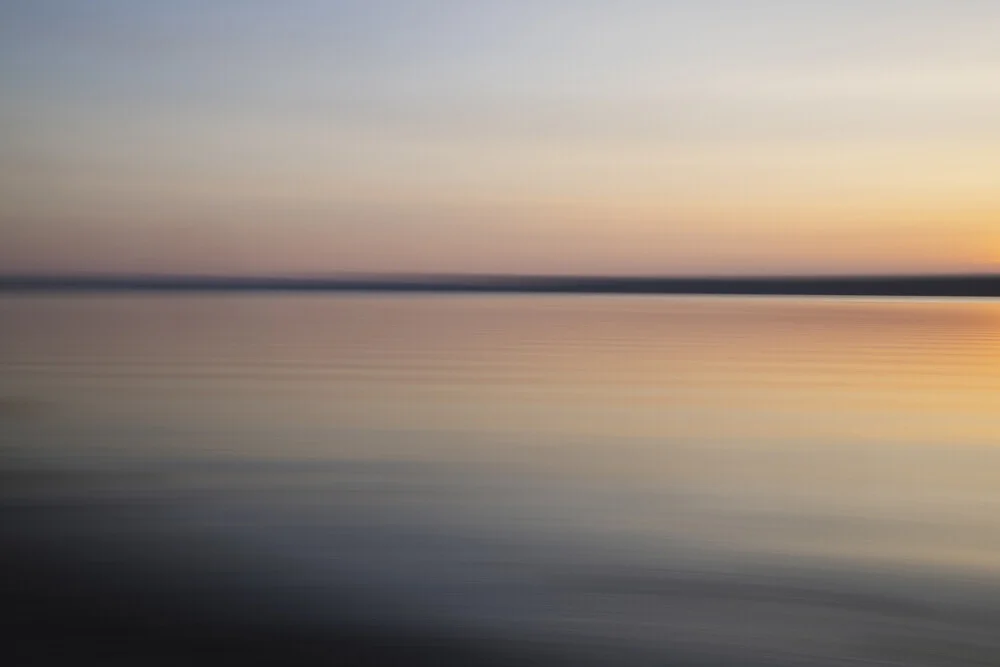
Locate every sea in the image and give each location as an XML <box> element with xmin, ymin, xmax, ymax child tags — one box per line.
<box><xmin>2</xmin><ymin>294</ymin><xmax>999</xmax><ymax>666</ymax></box>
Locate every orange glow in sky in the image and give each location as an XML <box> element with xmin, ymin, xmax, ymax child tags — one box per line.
<box><xmin>1</xmin><ymin>1</ymin><xmax>998</xmax><ymax>276</ymax></box>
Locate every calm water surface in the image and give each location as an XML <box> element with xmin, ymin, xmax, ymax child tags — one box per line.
<box><xmin>2</xmin><ymin>295</ymin><xmax>1000</xmax><ymax>665</ymax></box>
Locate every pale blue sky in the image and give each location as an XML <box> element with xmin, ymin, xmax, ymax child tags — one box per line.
<box><xmin>3</xmin><ymin>1</ymin><xmax>999</xmax><ymax>275</ymax></box>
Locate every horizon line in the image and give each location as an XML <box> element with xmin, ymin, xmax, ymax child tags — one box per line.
<box><xmin>2</xmin><ymin>270</ymin><xmax>998</xmax><ymax>281</ymax></box>
<box><xmin>2</xmin><ymin>272</ymin><xmax>999</xmax><ymax>298</ymax></box>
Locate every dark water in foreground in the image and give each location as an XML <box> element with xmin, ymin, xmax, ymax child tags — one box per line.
<box><xmin>2</xmin><ymin>295</ymin><xmax>1000</xmax><ymax>666</ymax></box>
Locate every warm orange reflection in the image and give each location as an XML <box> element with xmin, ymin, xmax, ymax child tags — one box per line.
<box><xmin>5</xmin><ymin>293</ymin><xmax>1000</xmax><ymax>664</ymax></box>
<box><xmin>4</xmin><ymin>295</ymin><xmax>998</xmax><ymax>448</ymax></box>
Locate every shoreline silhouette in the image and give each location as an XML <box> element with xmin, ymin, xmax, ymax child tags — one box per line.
<box><xmin>2</xmin><ymin>273</ymin><xmax>998</xmax><ymax>297</ymax></box>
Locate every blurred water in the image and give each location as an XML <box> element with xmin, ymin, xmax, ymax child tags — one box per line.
<box><xmin>2</xmin><ymin>294</ymin><xmax>1000</xmax><ymax>665</ymax></box>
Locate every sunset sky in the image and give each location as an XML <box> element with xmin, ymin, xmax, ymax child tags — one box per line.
<box><xmin>2</xmin><ymin>1</ymin><xmax>998</xmax><ymax>276</ymax></box>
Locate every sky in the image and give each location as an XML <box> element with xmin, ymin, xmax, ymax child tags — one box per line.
<box><xmin>2</xmin><ymin>0</ymin><xmax>999</xmax><ymax>276</ymax></box>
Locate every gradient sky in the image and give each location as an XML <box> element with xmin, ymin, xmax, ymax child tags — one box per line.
<box><xmin>2</xmin><ymin>0</ymin><xmax>999</xmax><ymax>276</ymax></box>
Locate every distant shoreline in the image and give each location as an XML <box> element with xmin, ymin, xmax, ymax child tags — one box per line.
<box><xmin>2</xmin><ymin>274</ymin><xmax>999</xmax><ymax>297</ymax></box>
